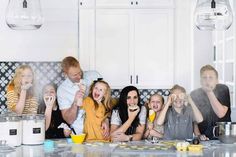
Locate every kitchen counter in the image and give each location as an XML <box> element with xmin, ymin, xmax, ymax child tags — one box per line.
<box><xmin>1</xmin><ymin>140</ymin><xmax>236</xmax><ymax>157</ymax></box>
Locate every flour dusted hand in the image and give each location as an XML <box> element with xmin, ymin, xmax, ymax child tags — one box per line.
<box><xmin>44</xmin><ymin>95</ymin><xmax>56</xmax><ymax>107</ymax></box>
<box><xmin>21</xmin><ymin>83</ymin><xmax>32</xmax><ymax>90</ymax></box>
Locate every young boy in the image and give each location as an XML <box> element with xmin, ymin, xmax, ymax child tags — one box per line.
<box><xmin>157</xmin><ymin>85</ymin><xmax>203</xmax><ymax>140</ymax></box>
<box><xmin>191</xmin><ymin>65</ymin><xmax>231</xmax><ymax>140</ymax></box>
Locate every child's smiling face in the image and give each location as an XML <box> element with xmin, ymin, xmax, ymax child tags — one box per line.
<box><xmin>92</xmin><ymin>82</ymin><xmax>106</xmax><ymax>103</ymax></box>
<box><xmin>149</xmin><ymin>95</ymin><xmax>163</xmax><ymax>112</ymax></box>
<box><xmin>171</xmin><ymin>89</ymin><xmax>186</xmax><ymax>109</ymax></box>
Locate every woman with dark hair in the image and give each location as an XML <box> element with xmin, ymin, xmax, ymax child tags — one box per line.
<box><xmin>110</xmin><ymin>86</ymin><xmax>146</xmax><ymax>142</ymax></box>
<box><xmin>38</xmin><ymin>83</ymin><xmax>72</xmax><ymax>139</ymax></box>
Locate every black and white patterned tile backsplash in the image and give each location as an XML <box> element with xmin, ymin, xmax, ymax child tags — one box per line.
<box><xmin>0</xmin><ymin>62</ymin><xmax>170</xmax><ymax>114</ymax></box>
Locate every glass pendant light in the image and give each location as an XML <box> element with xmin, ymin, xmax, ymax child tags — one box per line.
<box><xmin>194</xmin><ymin>0</ymin><xmax>233</xmax><ymax>31</ymax></box>
<box><xmin>5</xmin><ymin>0</ymin><xmax>43</xmax><ymax>30</ymax></box>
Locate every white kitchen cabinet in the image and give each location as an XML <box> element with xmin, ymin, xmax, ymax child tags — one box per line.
<box><xmin>96</xmin><ymin>0</ymin><xmax>174</xmax><ymax>8</ymax></box>
<box><xmin>133</xmin><ymin>10</ymin><xmax>174</xmax><ymax>88</ymax></box>
<box><xmin>95</xmin><ymin>10</ymin><xmax>131</xmax><ymax>88</ymax></box>
<box><xmin>79</xmin><ymin>0</ymin><xmax>95</xmax><ymax>8</ymax></box>
<box><xmin>96</xmin><ymin>0</ymin><xmax>131</xmax><ymax>8</ymax></box>
<box><xmin>79</xmin><ymin>1</ymin><xmax>174</xmax><ymax>89</ymax></box>
<box><xmin>79</xmin><ymin>9</ymin><xmax>95</xmax><ymax>70</ymax></box>
<box><xmin>93</xmin><ymin>9</ymin><xmax>173</xmax><ymax>88</ymax></box>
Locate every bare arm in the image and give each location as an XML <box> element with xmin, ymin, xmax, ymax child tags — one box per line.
<box><xmin>149</xmin><ymin>129</ymin><xmax>163</xmax><ymax>138</ymax></box>
<box><xmin>14</xmin><ymin>89</ymin><xmax>27</xmax><ymax>114</ymax></box>
<box><xmin>45</xmin><ymin>106</ymin><xmax>53</xmax><ymax>130</ymax></box>
<box><xmin>207</xmin><ymin>91</ymin><xmax>228</xmax><ymax>118</ymax></box>
<box><xmin>111</xmin><ymin>124</ymin><xmax>145</xmax><ymax>141</ymax></box>
<box><xmin>193</xmin><ymin>122</ymin><xmax>209</xmax><ymax>140</ymax></box>
<box><xmin>61</xmin><ymin>103</ymin><xmax>78</xmax><ymax>125</ymax></box>
<box><xmin>132</xmin><ymin>124</ymin><xmax>145</xmax><ymax>140</ymax></box>
<box><xmin>188</xmin><ymin>95</ymin><xmax>203</xmax><ymax>123</ymax></box>
<box><xmin>156</xmin><ymin>97</ymin><xmax>171</xmax><ymax>126</ymax></box>
<box><xmin>193</xmin><ymin>122</ymin><xmax>201</xmax><ymax>136</ymax></box>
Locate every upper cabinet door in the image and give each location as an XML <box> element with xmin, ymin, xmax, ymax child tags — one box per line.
<box><xmin>95</xmin><ymin>0</ymin><xmax>174</xmax><ymax>8</ymax></box>
<box><xmin>136</xmin><ymin>0</ymin><xmax>174</xmax><ymax>8</ymax></box>
<box><xmin>79</xmin><ymin>9</ymin><xmax>95</xmax><ymax>70</ymax></box>
<box><xmin>95</xmin><ymin>9</ymin><xmax>132</xmax><ymax>88</ymax></box>
<box><xmin>133</xmin><ymin>9</ymin><xmax>174</xmax><ymax>89</ymax></box>
<box><xmin>79</xmin><ymin>0</ymin><xmax>95</xmax><ymax>8</ymax></box>
<box><xmin>96</xmin><ymin>0</ymin><xmax>131</xmax><ymax>8</ymax></box>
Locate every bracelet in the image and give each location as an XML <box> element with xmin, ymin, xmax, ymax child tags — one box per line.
<box><xmin>128</xmin><ymin>135</ymin><xmax>133</xmax><ymax>141</ymax></box>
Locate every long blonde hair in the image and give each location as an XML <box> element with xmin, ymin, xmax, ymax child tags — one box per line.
<box><xmin>8</xmin><ymin>65</ymin><xmax>35</xmax><ymax>97</ymax></box>
<box><xmin>88</xmin><ymin>80</ymin><xmax>112</xmax><ymax>112</ymax></box>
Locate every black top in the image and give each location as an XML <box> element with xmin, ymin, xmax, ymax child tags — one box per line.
<box><xmin>38</xmin><ymin>104</ymin><xmax>70</xmax><ymax>139</ymax></box>
<box><xmin>191</xmin><ymin>84</ymin><xmax>231</xmax><ymax>139</ymax></box>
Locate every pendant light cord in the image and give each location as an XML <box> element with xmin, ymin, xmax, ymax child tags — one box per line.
<box><xmin>211</xmin><ymin>0</ymin><xmax>216</xmax><ymax>8</ymax></box>
<box><xmin>23</xmin><ymin>0</ymin><xmax>27</xmax><ymax>8</ymax></box>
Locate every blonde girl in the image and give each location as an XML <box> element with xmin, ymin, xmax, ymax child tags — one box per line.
<box><xmin>77</xmin><ymin>80</ymin><xmax>113</xmax><ymax>142</ymax></box>
<box><xmin>6</xmin><ymin>65</ymin><xmax>38</xmax><ymax>114</ymax></box>
<box><xmin>144</xmin><ymin>93</ymin><xmax>164</xmax><ymax>139</ymax></box>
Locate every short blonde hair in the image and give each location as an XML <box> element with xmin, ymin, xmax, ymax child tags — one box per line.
<box><xmin>170</xmin><ymin>84</ymin><xmax>186</xmax><ymax>94</ymax></box>
<box><xmin>200</xmin><ymin>64</ymin><xmax>218</xmax><ymax>78</ymax></box>
<box><xmin>61</xmin><ymin>56</ymin><xmax>81</xmax><ymax>73</ymax></box>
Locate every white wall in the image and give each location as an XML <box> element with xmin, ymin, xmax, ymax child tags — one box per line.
<box><xmin>193</xmin><ymin>28</ymin><xmax>214</xmax><ymax>89</ymax></box>
<box><xmin>0</xmin><ymin>0</ymin><xmax>78</xmax><ymax>61</ymax></box>
<box><xmin>174</xmin><ymin>0</ymin><xmax>193</xmax><ymax>93</ymax></box>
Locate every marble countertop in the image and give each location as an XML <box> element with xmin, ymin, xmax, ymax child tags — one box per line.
<box><xmin>1</xmin><ymin>139</ymin><xmax>236</xmax><ymax>157</ymax></box>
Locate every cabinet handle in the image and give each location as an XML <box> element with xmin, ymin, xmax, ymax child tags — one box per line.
<box><xmin>80</xmin><ymin>2</ymin><xmax>82</xmax><ymax>5</ymax></box>
<box><xmin>130</xmin><ymin>75</ymin><xmax>133</xmax><ymax>84</ymax></box>
<box><xmin>131</xmin><ymin>1</ymin><xmax>133</xmax><ymax>5</ymax></box>
<box><xmin>136</xmin><ymin>75</ymin><xmax>138</xmax><ymax>84</ymax></box>
<box><xmin>136</xmin><ymin>1</ymin><xmax>138</xmax><ymax>5</ymax></box>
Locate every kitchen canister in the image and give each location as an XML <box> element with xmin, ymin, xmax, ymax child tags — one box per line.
<box><xmin>22</xmin><ymin>114</ymin><xmax>45</xmax><ymax>145</ymax></box>
<box><xmin>0</xmin><ymin>114</ymin><xmax>22</xmax><ymax>147</ymax></box>
<box><xmin>213</xmin><ymin>122</ymin><xmax>236</xmax><ymax>144</ymax></box>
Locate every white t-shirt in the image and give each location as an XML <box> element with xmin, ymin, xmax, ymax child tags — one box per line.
<box><xmin>57</xmin><ymin>70</ymin><xmax>102</xmax><ymax>134</ymax></box>
<box><xmin>111</xmin><ymin>106</ymin><xmax>147</xmax><ymax>126</ymax></box>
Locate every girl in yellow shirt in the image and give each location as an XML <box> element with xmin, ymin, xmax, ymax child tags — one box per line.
<box><xmin>77</xmin><ymin>80</ymin><xmax>113</xmax><ymax>142</ymax></box>
<box><xmin>6</xmin><ymin>65</ymin><xmax>38</xmax><ymax>114</ymax></box>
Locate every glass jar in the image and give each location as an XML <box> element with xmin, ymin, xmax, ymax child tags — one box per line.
<box><xmin>194</xmin><ymin>0</ymin><xmax>233</xmax><ymax>31</ymax></box>
<box><xmin>5</xmin><ymin>0</ymin><xmax>43</xmax><ymax>30</ymax></box>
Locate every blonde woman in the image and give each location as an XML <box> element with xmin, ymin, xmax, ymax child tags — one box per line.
<box><xmin>6</xmin><ymin>65</ymin><xmax>38</xmax><ymax>114</ymax></box>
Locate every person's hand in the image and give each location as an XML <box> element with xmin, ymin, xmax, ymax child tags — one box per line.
<box><xmin>63</xmin><ymin>129</ymin><xmax>72</xmax><ymax>137</ymax></box>
<box><xmin>166</xmin><ymin>94</ymin><xmax>174</xmax><ymax>106</ymax></box>
<box><xmin>149</xmin><ymin>129</ymin><xmax>156</xmax><ymax>137</ymax></box>
<box><xmin>202</xmin><ymin>83</ymin><xmax>214</xmax><ymax>93</ymax></box>
<box><xmin>198</xmin><ymin>134</ymin><xmax>209</xmax><ymax>141</ymax></box>
<box><xmin>147</xmin><ymin>122</ymin><xmax>154</xmax><ymax>130</ymax></box>
<box><xmin>111</xmin><ymin>132</ymin><xmax>129</xmax><ymax>142</ymax></box>
<box><xmin>128</xmin><ymin>106</ymin><xmax>140</xmax><ymax>120</ymax></box>
<box><xmin>44</xmin><ymin>95</ymin><xmax>56</xmax><ymax>107</ymax></box>
<box><xmin>187</xmin><ymin>95</ymin><xmax>194</xmax><ymax>104</ymax></box>
<box><xmin>21</xmin><ymin>83</ymin><xmax>32</xmax><ymax>90</ymax></box>
<box><xmin>101</xmin><ymin>119</ymin><xmax>110</xmax><ymax>139</ymax></box>
<box><xmin>74</xmin><ymin>90</ymin><xmax>85</xmax><ymax>107</ymax></box>
<box><xmin>144</xmin><ymin>129</ymin><xmax>150</xmax><ymax>138</ymax></box>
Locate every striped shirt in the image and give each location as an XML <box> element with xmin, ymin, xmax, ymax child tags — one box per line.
<box><xmin>6</xmin><ymin>85</ymin><xmax>38</xmax><ymax>114</ymax></box>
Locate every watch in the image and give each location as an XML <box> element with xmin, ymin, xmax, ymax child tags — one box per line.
<box><xmin>128</xmin><ymin>135</ymin><xmax>133</xmax><ymax>141</ymax></box>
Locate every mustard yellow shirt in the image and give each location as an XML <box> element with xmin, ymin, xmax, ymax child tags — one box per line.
<box><xmin>6</xmin><ymin>85</ymin><xmax>38</xmax><ymax>114</ymax></box>
<box><xmin>81</xmin><ymin>97</ymin><xmax>109</xmax><ymax>142</ymax></box>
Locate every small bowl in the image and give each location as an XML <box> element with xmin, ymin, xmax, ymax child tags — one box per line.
<box><xmin>71</xmin><ymin>134</ymin><xmax>86</xmax><ymax>144</ymax></box>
